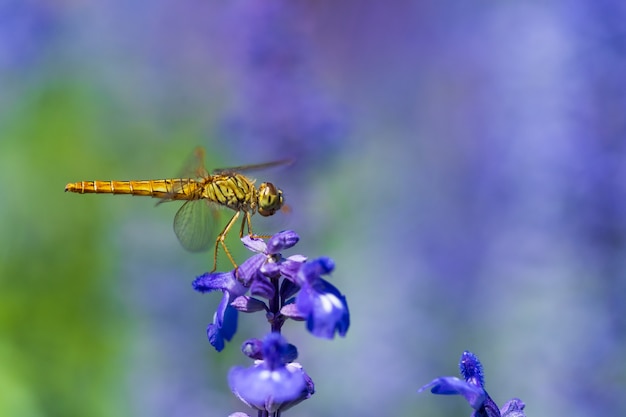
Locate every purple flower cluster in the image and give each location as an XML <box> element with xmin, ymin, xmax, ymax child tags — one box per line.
<box><xmin>192</xmin><ymin>230</ymin><xmax>349</xmax><ymax>415</ymax></box>
<box><xmin>420</xmin><ymin>351</ymin><xmax>526</xmax><ymax>417</ymax></box>
<box><xmin>192</xmin><ymin>234</ymin><xmax>525</xmax><ymax>416</ymax></box>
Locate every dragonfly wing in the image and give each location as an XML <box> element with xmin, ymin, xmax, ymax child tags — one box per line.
<box><xmin>173</xmin><ymin>199</ymin><xmax>217</xmax><ymax>252</ymax></box>
<box><xmin>179</xmin><ymin>146</ymin><xmax>210</xmax><ymax>179</ymax></box>
<box><xmin>212</xmin><ymin>158</ymin><xmax>294</xmax><ymax>175</ymax></box>
<box><xmin>156</xmin><ymin>147</ymin><xmax>208</xmax><ymax>205</ymax></box>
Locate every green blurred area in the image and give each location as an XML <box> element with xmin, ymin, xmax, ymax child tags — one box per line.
<box><xmin>0</xmin><ymin>83</ymin><xmax>216</xmax><ymax>416</ymax></box>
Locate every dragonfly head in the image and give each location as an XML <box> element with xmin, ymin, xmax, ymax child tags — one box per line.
<box><xmin>257</xmin><ymin>182</ymin><xmax>284</xmax><ymax>217</ymax></box>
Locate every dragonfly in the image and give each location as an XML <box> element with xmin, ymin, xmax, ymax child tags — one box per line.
<box><xmin>65</xmin><ymin>147</ymin><xmax>289</xmax><ymax>272</ymax></box>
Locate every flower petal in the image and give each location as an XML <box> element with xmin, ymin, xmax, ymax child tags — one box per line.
<box><xmin>228</xmin><ymin>364</ymin><xmax>306</xmax><ymax>413</ymax></box>
<box><xmin>280</xmin><ymin>278</ymin><xmax>300</xmax><ymax>300</ymax></box>
<box><xmin>207</xmin><ymin>305</ymin><xmax>237</xmax><ymax>352</ymax></box>
<box><xmin>280</xmin><ymin>302</ymin><xmax>305</xmax><ymax>320</ymax></box>
<box><xmin>296</xmin><ymin>278</ymin><xmax>349</xmax><ymax>339</ymax></box>
<box><xmin>500</xmin><ymin>398</ymin><xmax>526</xmax><ymax>417</ymax></box>
<box><xmin>237</xmin><ymin>254</ymin><xmax>266</xmax><ymax>286</ymax></box>
<box><xmin>250</xmin><ymin>275</ymin><xmax>275</xmax><ymax>299</ymax></box>
<box><xmin>297</xmin><ymin>257</ymin><xmax>334</xmax><ymax>285</ymax></box>
<box><xmin>207</xmin><ymin>323</ymin><xmax>225</xmax><ymax>352</ymax></box>
<box><xmin>241</xmin><ymin>338</ymin><xmax>264</xmax><ymax>360</ymax></box>
<box><xmin>242</xmin><ymin>235</ymin><xmax>267</xmax><ymax>253</ymax></box>
<box><xmin>266</xmin><ymin>230</ymin><xmax>299</xmax><ymax>253</ymax></box>
<box><xmin>419</xmin><ymin>376</ymin><xmax>486</xmax><ymax>410</ymax></box>
<box><xmin>279</xmin><ymin>256</ymin><xmax>306</xmax><ymax>282</ymax></box>
<box><xmin>260</xmin><ymin>261</ymin><xmax>281</xmax><ymax>278</ymax></box>
<box><xmin>193</xmin><ymin>270</ymin><xmax>245</xmax><ymax>295</ymax></box>
<box><xmin>207</xmin><ymin>293</ymin><xmax>239</xmax><ymax>352</ymax></box>
<box><xmin>231</xmin><ymin>296</ymin><xmax>268</xmax><ymax>313</ymax></box>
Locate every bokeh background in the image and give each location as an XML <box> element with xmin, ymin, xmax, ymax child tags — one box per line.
<box><xmin>2</xmin><ymin>1</ymin><xmax>626</xmax><ymax>416</ymax></box>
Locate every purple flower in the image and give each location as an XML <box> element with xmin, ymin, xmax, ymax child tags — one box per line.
<box><xmin>294</xmin><ymin>257</ymin><xmax>350</xmax><ymax>339</ymax></box>
<box><xmin>193</xmin><ymin>230</ymin><xmax>350</xmax><ymax>349</ymax></box>
<box><xmin>239</xmin><ymin>233</ymin><xmax>350</xmax><ymax>339</ymax></box>
<box><xmin>228</xmin><ymin>333</ymin><xmax>314</xmax><ymax>414</ymax></box>
<box><xmin>192</xmin><ymin>270</ymin><xmax>246</xmax><ymax>352</ymax></box>
<box><xmin>420</xmin><ymin>351</ymin><xmax>526</xmax><ymax>417</ymax></box>
<box><xmin>237</xmin><ymin>230</ymin><xmax>305</xmax><ymax>290</ymax></box>
<box><xmin>193</xmin><ymin>231</ymin><xmax>305</xmax><ymax>350</ymax></box>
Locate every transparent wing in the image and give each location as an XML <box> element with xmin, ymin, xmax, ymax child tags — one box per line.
<box><xmin>157</xmin><ymin>147</ymin><xmax>208</xmax><ymax>205</ymax></box>
<box><xmin>173</xmin><ymin>199</ymin><xmax>218</xmax><ymax>252</ymax></box>
<box><xmin>179</xmin><ymin>146</ymin><xmax>209</xmax><ymax>179</ymax></box>
<box><xmin>212</xmin><ymin>158</ymin><xmax>294</xmax><ymax>175</ymax></box>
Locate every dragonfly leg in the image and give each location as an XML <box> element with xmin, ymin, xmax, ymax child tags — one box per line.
<box><xmin>244</xmin><ymin>211</ymin><xmax>272</xmax><ymax>240</ymax></box>
<box><xmin>238</xmin><ymin>211</ymin><xmax>251</xmax><ymax>238</ymax></box>
<box><xmin>213</xmin><ymin>210</ymin><xmax>241</xmax><ymax>272</ymax></box>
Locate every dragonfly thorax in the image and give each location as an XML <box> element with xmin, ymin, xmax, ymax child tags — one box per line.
<box><xmin>257</xmin><ymin>182</ymin><xmax>284</xmax><ymax>217</ymax></box>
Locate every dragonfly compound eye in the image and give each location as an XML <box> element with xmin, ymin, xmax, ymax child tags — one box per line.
<box><xmin>258</xmin><ymin>182</ymin><xmax>283</xmax><ymax>217</ymax></box>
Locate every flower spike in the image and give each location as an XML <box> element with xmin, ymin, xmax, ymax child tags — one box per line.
<box><xmin>419</xmin><ymin>351</ymin><xmax>526</xmax><ymax>417</ymax></box>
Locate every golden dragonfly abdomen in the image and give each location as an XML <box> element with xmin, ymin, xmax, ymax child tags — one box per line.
<box><xmin>64</xmin><ymin>179</ymin><xmax>202</xmax><ymax>200</ymax></box>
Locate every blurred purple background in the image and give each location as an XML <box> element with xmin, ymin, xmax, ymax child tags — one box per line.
<box><xmin>2</xmin><ymin>1</ymin><xmax>625</xmax><ymax>416</ymax></box>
